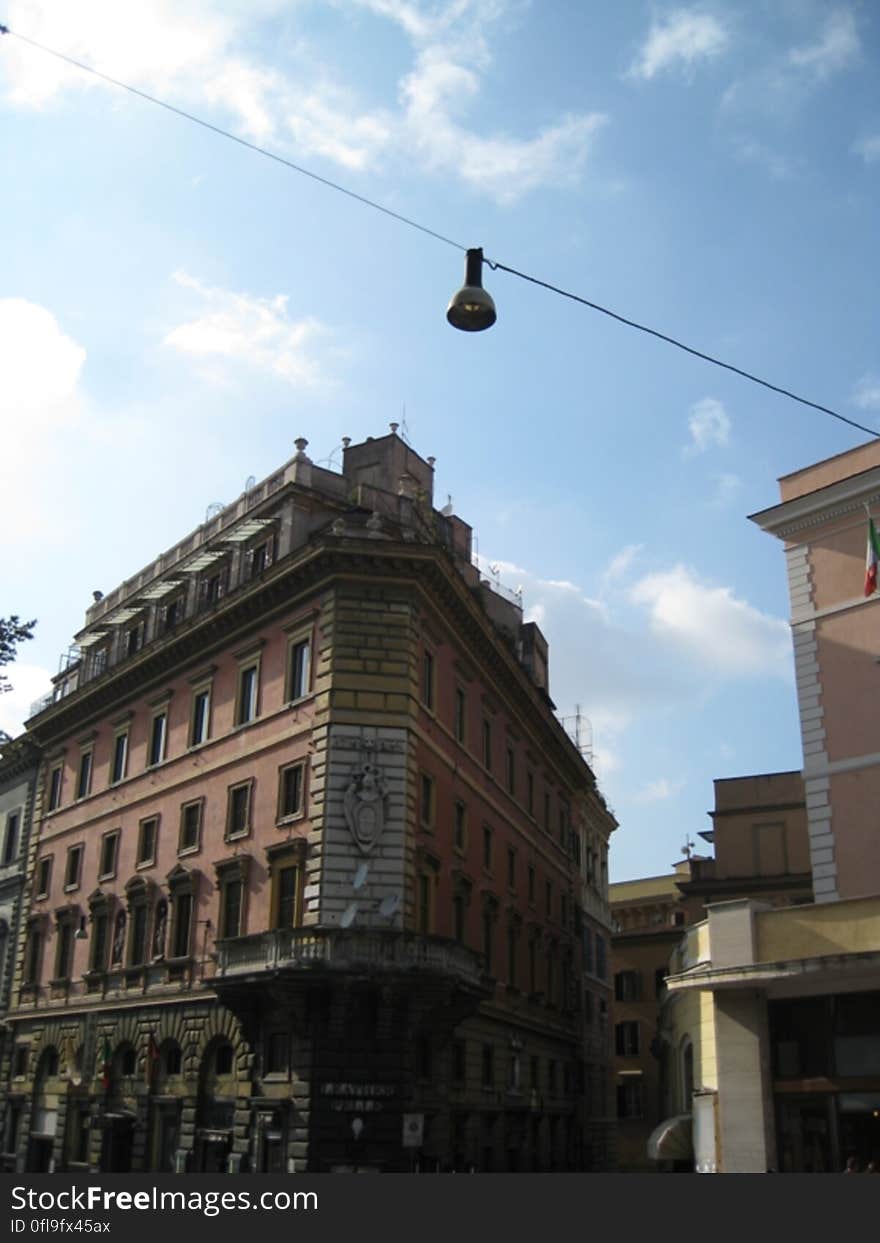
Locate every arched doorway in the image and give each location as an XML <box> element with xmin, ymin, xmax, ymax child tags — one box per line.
<box><xmin>27</xmin><ymin>1047</ymin><xmax>60</xmax><ymax>1172</ymax></box>
<box><xmin>193</xmin><ymin>1039</ymin><xmax>237</xmax><ymax>1172</ymax></box>
<box><xmin>147</xmin><ymin>1040</ymin><xmax>184</xmax><ymax>1173</ymax></box>
<box><xmin>98</xmin><ymin>1043</ymin><xmax>137</xmax><ymax>1172</ymax></box>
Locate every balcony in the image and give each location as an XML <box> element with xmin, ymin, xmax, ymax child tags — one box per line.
<box><xmin>214</xmin><ymin>927</ymin><xmax>489</xmax><ymax>993</ymax></box>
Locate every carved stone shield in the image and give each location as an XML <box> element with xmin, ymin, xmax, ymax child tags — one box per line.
<box><xmin>343</xmin><ymin>762</ymin><xmax>388</xmax><ymax>855</ymax></box>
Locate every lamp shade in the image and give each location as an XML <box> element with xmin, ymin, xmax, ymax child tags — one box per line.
<box><xmin>447</xmin><ymin>248</ymin><xmax>496</xmax><ymax>332</ymax></box>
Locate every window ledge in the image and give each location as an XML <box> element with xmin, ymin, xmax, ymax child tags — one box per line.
<box><xmin>275</xmin><ymin>813</ymin><xmax>305</xmax><ymax>828</ymax></box>
<box><xmin>135</xmin><ymin>859</ymin><xmax>157</xmax><ymax>871</ymax></box>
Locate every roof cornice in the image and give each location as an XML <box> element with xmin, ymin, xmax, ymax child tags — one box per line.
<box><xmin>749</xmin><ymin>465</ymin><xmax>880</xmax><ymax>539</ymax></box>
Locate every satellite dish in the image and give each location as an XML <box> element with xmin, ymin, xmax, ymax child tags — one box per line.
<box><xmin>378</xmin><ymin>893</ymin><xmax>400</xmax><ymax>919</ymax></box>
<box><xmin>353</xmin><ymin>862</ymin><xmax>369</xmax><ymax>891</ymax></box>
<box><xmin>340</xmin><ymin>902</ymin><xmax>359</xmax><ymax>929</ymax></box>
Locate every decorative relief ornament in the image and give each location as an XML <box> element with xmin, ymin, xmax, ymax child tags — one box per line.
<box><xmin>343</xmin><ymin>761</ymin><xmax>389</xmax><ymax>855</ymax></box>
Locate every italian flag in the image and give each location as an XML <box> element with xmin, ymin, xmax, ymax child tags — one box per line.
<box><xmin>865</xmin><ymin>516</ymin><xmax>880</xmax><ymax>596</ymax></box>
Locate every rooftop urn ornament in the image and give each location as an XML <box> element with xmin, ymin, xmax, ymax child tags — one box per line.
<box><xmin>447</xmin><ymin>247</ymin><xmax>496</xmax><ymax>332</ymax></box>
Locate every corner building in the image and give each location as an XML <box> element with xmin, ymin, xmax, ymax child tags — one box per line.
<box><xmin>7</xmin><ymin>431</ymin><xmax>615</xmax><ymax>1173</ymax></box>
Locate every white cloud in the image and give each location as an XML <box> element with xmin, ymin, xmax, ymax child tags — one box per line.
<box><xmin>628</xmin><ymin>8</ymin><xmax>729</xmax><ymax>82</ymax></box>
<box><xmin>2</xmin><ymin>0</ymin><xmax>604</xmax><ymax>203</ymax></box>
<box><xmin>788</xmin><ymin>9</ymin><xmax>859</xmax><ymax>79</ymax></box>
<box><xmin>709</xmin><ymin>472</ymin><xmax>742</xmax><ymax>508</ymax></box>
<box><xmin>733</xmin><ymin>137</ymin><xmax>799</xmax><ymax>181</ymax></box>
<box><xmin>629</xmin><ymin>563</ymin><xmax>791</xmax><ymax>677</ymax></box>
<box><xmin>0</xmin><ymin>663</ymin><xmax>53</xmax><ymax>741</ymax></box>
<box><xmin>0</xmin><ymin>298</ymin><xmax>87</xmax><ymax>533</ymax></box>
<box><xmin>633</xmin><ymin>777</ymin><xmax>684</xmax><ymax>803</ymax></box>
<box><xmin>684</xmin><ymin>397</ymin><xmax>730</xmax><ymax>455</ymax></box>
<box><xmin>853</xmin><ymin>134</ymin><xmax>880</xmax><ymax>164</ymax></box>
<box><xmin>853</xmin><ymin>374</ymin><xmax>880</xmax><ymax>411</ymax></box>
<box><xmin>602</xmin><ymin>544</ymin><xmax>643</xmax><ymax>588</ymax></box>
<box><xmin>164</xmin><ymin>271</ymin><xmax>335</xmax><ymax>388</ymax></box>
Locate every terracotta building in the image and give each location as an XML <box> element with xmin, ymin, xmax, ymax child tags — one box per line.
<box><xmin>4</xmin><ymin>430</ymin><xmax>616</xmax><ymax>1174</ymax></box>
<box><xmin>664</xmin><ymin>441</ymin><xmax>880</xmax><ymax>1172</ymax></box>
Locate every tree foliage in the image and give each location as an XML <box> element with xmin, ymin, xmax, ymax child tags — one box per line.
<box><xmin>0</xmin><ymin>614</ymin><xmax>37</xmax><ymax>694</ymax></box>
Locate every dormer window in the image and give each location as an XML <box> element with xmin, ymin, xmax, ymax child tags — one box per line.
<box><xmin>124</xmin><ymin>618</ymin><xmax>145</xmax><ymax>658</ymax></box>
<box><xmin>246</xmin><ymin>534</ymin><xmax>274</xmax><ymax>580</ymax></box>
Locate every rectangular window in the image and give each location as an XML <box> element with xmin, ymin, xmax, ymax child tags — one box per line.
<box><xmin>248</xmin><ymin>538</ymin><xmax>272</xmax><ymax>578</ymax></box>
<box><xmin>617</xmin><ymin>1082</ymin><xmax>644</xmax><ymax>1120</ymax></box>
<box><xmin>98</xmin><ymin>831</ymin><xmax>119</xmax><ymax>881</ymax></box>
<box><xmin>595</xmin><ymin>934</ymin><xmax>607</xmax><ymax>981</ymax></box>
<box><xmin>111</xmin><ymin>731</ymin><xmax>128</xmax><ymax>784</ymax></box>
<box><xmin>506</xmin><ymin>747</ymin><xmax>515</xmax><ymax>795</ymax></box>
<box><xmin>417</xmin><ymin>873</ymin><xmax>432</xmax><ymax>934</ymax></box>
<box><xmin>266</xmin><ymin>1032</ymin><xmax>289</xmax><ymax>1074</ymax></box>
<box><xmin>482</xmin><ymin>907</ymin><xmax>494</xmax><ymax>971</ymax></box>
<box><xmin>482</xmin><ymin>825</ymin><xmax>493</xmax><ymax>871</ymax></box>
<box><xmin>545</xmin><ymin>879</ymin><xmax>552</xmax><ymax>917</ymax></box>
<box><xmin>528</xmin><ymin>938</ymin><xmax>537</xmax><ymax>994</ymax></box>
<box><xmin>236</xmin><ymin>664</ymin><xmax>259</xmax><ymax>726</ymax></box>
<box><xmin>482</xmin><ymin>719</ymin><xmax>492</xmax><ymax>771</ymax></box>
<box><xmin>547</xmin><ymin>1059</ymin><xmax>557</xmax><ymax>1094</ymax></box>
<box><xmin>90</xmin><ymin>911</ymin><xmax>109</xmax><ymax>973</ymax></box>
<box><xmin>48</xmin><ymin>764</ymin><xmax>63</xmax><ymax>812</ymax></box>
<box><xmin>507</xmin><ymin>924</ymin><xmax>517</xmax><ymax>988</ymax></box>
<box><xmin>24</xmin><ymin>924</ymin><xmax>43</xmax><ymax>984</ymax></box>
<box><xmin>543</xmin><ymin>791</ymin><xmax>551</xmax><ymax>832</ymax></box>
<box><xmin>277</xmin><ymin>762</ymin><xmax>305</xmax><ymax>821</ymax></box>
<box><xmin>615</xmin><ymin>1021</ymin><xmax>640</xmax><ymax>1056</ymax></box>
<box><xmin>226</xmin><ymin>782</ymin><xmax>252</xmax><ymax>840</ymax></box>
<box><xmin>453</xmin><ymin>893</ymin><xmax>466</xmax><ymax>943</ymax></box>
<box><xmin>526</xmin><ymin>771</ymin><xmax>534</xmax><ymax>816</ymax></box>
<box><xmin>454</xmin><ymin>687</ymin><xmax>466</xmax><ymax>743</ymax></box>
<box><xmin>161</xmin><ymin>593</ymin><xmax>184</xmax><ymax>634</ymax></box>
<box><xmin>419</xmin><ymin>773</ymin><xmax>434</xmax><ymax>827</ymax></box>
<box><xmin>76</xmin><ymin>750</ymin><xmax>93</xmax><ymax>800</ymax></box>
<box><xmin>148</xmin><ymin>712</ymin><xmax>167</xmax><ymax>767</ymax></box>
<box><xmin>287</xmin><ymin>637</ymin><xmax>311</xmax><ymax>702</ymax></box>
<box><xmin>137</xmin><ymin>816</ymin><xmax>159</xmax><ymax>867</ymax></box>
<box><xmin>125</xmin><ymin>619</ymin><xmax>144</xmax><ymax>658</ymax></box>
<box><xmin>190</xmin><ymin>688</ymin><xmax>211</xmax><ymax>747</ymax></box>
<box><xmin>3</xmin><ymin>811</ymin><xmax>20</xmax><ymax>865</ymax></box>
<box><xmin>482</xmin><ymin>1044</ymin><xmax>494</xmax><ymax>1087</ymax></box>
<box><xmin>129</xmin><ymin>904</ymin><xmax>148</xmax><ymax>967</ymax></box>
<box><xmin>422</xmin><ymin>649</ymin><xmax>435</xmax><ymax>710</ymax></box>
<box><xmin>64</xmin><ymin>845</ymin><xmax>83</xmax><ymax>890</ymax></box>
<box><xmin>453</xmin><ymin>801</ymin><xmax>466</xmax><ymax>852</ymax></box>
<box><xmin>452</xmin><ymin>1040</ymin><xmax>466</xmax><ymax>1084</ymax></box>
<box><xmin>507</xmin><ymin>847</ymin><xmax>516</xmax><ymax>890</ymax></box>
<box><xmin>275</xmin><ymin>864</ymin><xmax>301</xmax><ymax>930</ymax></box>
<box><xmin>179</xmin><ymin>801</ymin><xmax>202</xmax><ymax>854</ymax></box>
<box><xmin>35</xmin><ymin>857</ymin><xmax>52</xmax><ymax>899</ymax></box>
<box><xmin>171</xmin><ymin>892</ymin><xmax>193</xmax><ymax>958</ymax></box>
<box><xmin>220</xmin><ymin>878</ymin><xmax>244</xmax><ymax>939</ymax></box>
<box><xmin>527</xmin><ymin>865</ymin><xmax>535</xmax><ymax>904</ymax></box>
<box><xmin>583</xmin><ymin>927</ymin><xmax>594</xmax><ymax>975</ymax></box>
<box><xmin>55</xmin><ymin>920</ymin><xmax>74</xmax><ymax>980</ymax></box>
<box><xmin>614</xmin><ymin>970</ymin><xmax>642</xmax><ymax>1002</ymax></box>
<box><xmin>559</xmin><ymin>803</ymin><xmax>569</xmax><ymax>848</ymax></box>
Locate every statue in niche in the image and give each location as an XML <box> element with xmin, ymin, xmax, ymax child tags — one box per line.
<box><xmin>111</xmin><ymin>910</ymin><xmax>126</xmax><ymax>966</ymax></box>
<box><xmin>343</xmin><ymin>761</ymin><xmax>388</xmax><ymax>855</ymax></box>
<box><xmin>152</xmin><ymin>899</ymin><xmax>167</xmax><ymax>960</ymax></box>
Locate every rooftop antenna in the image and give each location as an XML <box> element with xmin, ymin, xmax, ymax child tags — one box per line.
<box><xmin>399</xmin><ymin>404</ymin><xmax>412</xmax><ymax>445</ymax></box>
<box><xmin>681</xmin><ymin>835</ymin><xmax>695</xmax><ymax>860</ymax></box>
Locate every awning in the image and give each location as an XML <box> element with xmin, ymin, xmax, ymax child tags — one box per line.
<box><xmin>647</xmin><ymin>1114</ymin><xmax>693</xmax><ymax>1162</ymax></box>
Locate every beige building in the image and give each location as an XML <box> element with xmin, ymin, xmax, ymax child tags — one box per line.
<box><xmin>664</xmin><ymin>442</ymin><xmax>880</xmax><ymax>1173</ymax></box>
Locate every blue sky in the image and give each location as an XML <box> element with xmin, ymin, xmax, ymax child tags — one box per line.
<box><xmin>2</xmin><ymin>1</ymin><xmax>878</xmax><ymax>881</ymax></box>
